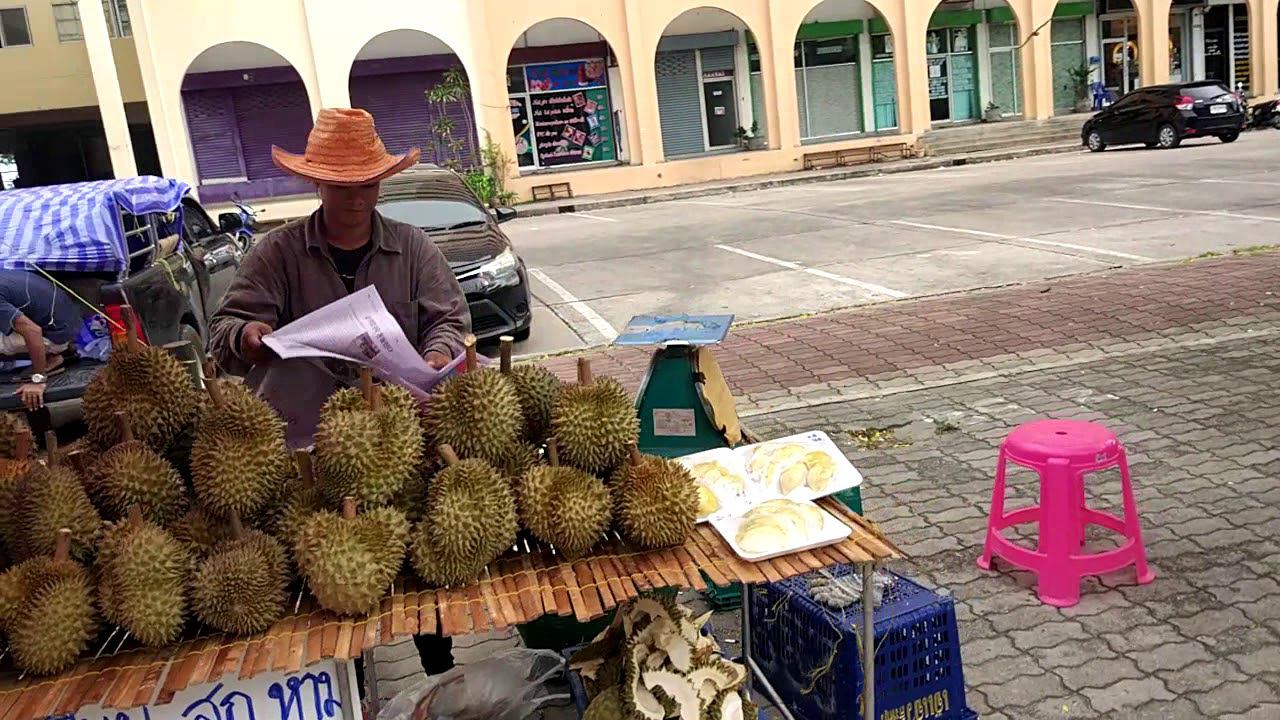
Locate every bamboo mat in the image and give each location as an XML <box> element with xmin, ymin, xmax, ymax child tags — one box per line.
<box><xmin>0</xmin><ymin>498</ymin><xmax>899</xmax><ymax>718</ymax></box>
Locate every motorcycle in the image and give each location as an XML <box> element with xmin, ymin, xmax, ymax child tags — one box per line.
<box><xmin>1246</xmin><ymin>96</ymin><xmax>1280</xmax><ymax>130</ymax></box>
<box><xmin>228</xmin><ymin>194</ymin><xmax>258</xmax><ymax>250</ymax></box>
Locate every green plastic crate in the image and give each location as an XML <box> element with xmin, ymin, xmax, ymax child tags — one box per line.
<box><xmin>516</xmin><ymin>588</ymin><xmax>679</xmax><ymax>651</ymax></box>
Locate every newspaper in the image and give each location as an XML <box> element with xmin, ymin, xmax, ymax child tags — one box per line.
<box><xmin>262</xmin><ymin>286</ymin><xmax>465</xmax><ymax>401</ymax></box>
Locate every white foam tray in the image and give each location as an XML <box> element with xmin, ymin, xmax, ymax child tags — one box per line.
<box><xmin>709</xmin><ymin>497</ymin><xmax>852</xmax><ymax>562</ymax></box>
<box><xmin>735</xmin><ymin>430</ymin><xmax>864</xmax><ymax>502</ymax></box>
<box><xmin>674</xmin><ymin>447</ymin><xmax>754</xmax><ymax>523</ymax></box>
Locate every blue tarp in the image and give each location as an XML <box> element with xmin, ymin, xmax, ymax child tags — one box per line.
<box><xmin>0</xmin><ymin>176</ymin><xmax>190</xmax><ymax>275</ymax></box>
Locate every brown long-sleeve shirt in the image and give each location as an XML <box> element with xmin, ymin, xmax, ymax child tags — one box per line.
<box><xmin>209</xmin><ymin>209</ymin><xmax>469</xmax><ymax>445</ymax></box>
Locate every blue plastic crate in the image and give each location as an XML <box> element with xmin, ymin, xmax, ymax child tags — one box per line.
<box><xmin>748</xmin><ymin>567</ymin><xmax>975</xmax><ymax>720</ymax></box>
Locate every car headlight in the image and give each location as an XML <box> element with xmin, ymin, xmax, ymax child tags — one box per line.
<box><xmin>474</xmin><ymin>250</ymin><xmax>520</xmax><ymax>291</ymax></box>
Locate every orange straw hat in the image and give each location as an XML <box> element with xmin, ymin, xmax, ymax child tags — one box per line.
<box><xmin>271</xmin><ymin>108</ymin><xmax>420</xmax><ymax>185</ymax></box>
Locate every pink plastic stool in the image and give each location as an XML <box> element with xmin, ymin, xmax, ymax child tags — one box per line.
<box><xmin>977</xmin><ymin>419</ymin><xmax>1154</xmax><ymax>607</ymax></box>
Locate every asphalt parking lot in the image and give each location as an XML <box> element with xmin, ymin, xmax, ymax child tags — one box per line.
<box><xmin>505</xmin><ymin>131</ymin><xmax>1280</xmax><ymax>358</ymax></box>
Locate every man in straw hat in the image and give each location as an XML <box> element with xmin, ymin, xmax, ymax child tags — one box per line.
<box><xmin>209</xmin><ymin>108</ymin><xmax>465</xmax><ymax>675</ymax></box>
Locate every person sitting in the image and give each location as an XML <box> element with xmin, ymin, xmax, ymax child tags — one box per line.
<box><xmin>0</xmin><ymin>269</ymin><xmax>82</xmax><ymax>410</ymax></box>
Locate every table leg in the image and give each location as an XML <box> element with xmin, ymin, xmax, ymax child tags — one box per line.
<box><xmin>862</xmin><ymin>562</ymin><xmax>876</xmax><ymax>720</ymax></box>
<box><xmin>740</xmin><ymin>581</ymin><xmax>795</xmax><ymax>720</ymax></box>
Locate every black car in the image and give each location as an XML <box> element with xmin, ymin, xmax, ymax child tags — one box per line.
<box><xmin>377</xmin><ymin>168</ymin><xmax>531</xmax><ymax>341</ymax></box>
<box><xmin>1083</xmin><ymin>81</ymin><xmax>1247</xmax><ymax>152</ymax></box>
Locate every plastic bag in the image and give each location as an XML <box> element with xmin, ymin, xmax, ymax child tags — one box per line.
<box><xmin>377</xmin><ymin>649</ymin><xmax>569</xmax><ymax>720</ymax></box>
<box><xmin>74</xmin><ymin>315</ymin><xmax>112</xmax><ymax>362</ymax></box>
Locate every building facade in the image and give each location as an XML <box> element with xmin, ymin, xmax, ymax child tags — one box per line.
<box><xmin>1</xmin><ymin>0</ymin><xmax>1277</xmax><ymax>219</ymax></box>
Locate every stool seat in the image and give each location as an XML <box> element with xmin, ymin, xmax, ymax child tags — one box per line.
<box><xmin>978</xmin><ymin>419</ymin><xmax>1153</xmax><ymax>607</ymax></box>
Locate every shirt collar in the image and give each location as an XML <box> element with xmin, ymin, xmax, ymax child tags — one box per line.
<box><xmin>304</xmin><ymin>209</ymin><xmax>403</xmax><ymax>257</ymax></box>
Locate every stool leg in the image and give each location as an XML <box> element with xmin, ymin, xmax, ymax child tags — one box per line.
<box><xmin>1118</xmin><ymin>448</ymin><xmax>1155</xmax><ymax>584</ymax></box>
<box><xmin>977</xmin><ymin>450</ymin><xmax>1009</xmax><ymax>571</ymax></box>
<box><xmin>1035</xmin><ymin>460</ymin><xmax>1082</xmax><ymax>607</ymax></box>
<box><xmin>1071</xmin><ymin>470</ymin><xmax>1087</xmax><ymax>551</ymax></box>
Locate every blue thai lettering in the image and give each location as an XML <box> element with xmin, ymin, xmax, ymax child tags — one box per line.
<box><xmin>267</xmin><ymin>672</ymin><xmax>340</xmax><ymax>720</ymax></box>
<box><xmin>218</xmin><ymin>690</ymin><xmax>255</xmax><ymax>720</ymax></box>
<box><xmin>181</xmin><ymin>683</ymin><xmax>225</xmax><ymax>720</ymax></box>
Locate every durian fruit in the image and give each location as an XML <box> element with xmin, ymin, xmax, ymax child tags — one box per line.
<box><xmin>10</xmin><ymin>433</ymin><xmax>101</xmax><ymax>562</ymax></box>
<box><xmin>167</xmin><ymin>506</ymin><xmax>235</xmax><ymax>560</ymax></box>
<box><xmin>314</xmin><ymin>369</ymin><xmax>423</xmax><ymax>507</ymax></box>
<box><xmin>410</xmin><ymin>445</ymin><xmax>517</xmax><ymax>587</ymax></box>
<box><xmin>81</xmin><ymin>311</ymin><xmax>201</xmax><ymax>451</ymax></box>
<box><xmin>191</xmin><ymin>510</ymin><xmax>289</xmax><ymax>635</ymax></box>
<box><xmin>294</xmin><ymin>497</ymin><xmax>408</xmax><ymax>615</ymax></box>
<box><xmin>551</xmin><ymin>359</ymin><xmax>639</xmax><ymax>474</ymax></box>
<box><xmin>191</xmin><ymin>371</ymin><xmax>291</xmax><ymax>516</ymax></box>
<box><xmin>517</xmin><ymin>439</ymin><xmax>610</xmax><ymax>560</ymax></box>
<box><xmin>614</xmin><ymin>446</ymin><xmax>698</xmax><ymax>550</ymax></box>
<box><xmin>0</xmin><ymin>529</ymin><xmax>97</xmax><ymax>675</ymax></box>
<box><xmin>500</xmin><ymin>336</ymin><xmax>561</xmax><ymax>445</ymax></box>
<box><xmin>0</xmin><ymin>412</ymin><xmax>32</xmax><ymax>459</ymax></box>
<box><xmin>275</xmin><ymin>450</ymin><xmax>328</xmax><ymax>547</ymax></box>
<box><xmin>97</xmin><ymin>413</ymin><xmax>188</xmax><ymax>524</ymax></box>
<box><xmin>494</xmin><ymin>442</ymin><xmax>541</xmax><ymax>481</ymax></box>
<box><xmin>0</xmin><ymin>428</ymin><xmax>33</xmax><ymax>560</ymax></box>
<box><xmin>421</xmin><ymin>335</ymin><xmax>522</xmax><ymax>467</ymax></box>
<box><xmin>97</xmin><ymin>507</ymin><xmax>191</xmax><ymax>647</ymax></box>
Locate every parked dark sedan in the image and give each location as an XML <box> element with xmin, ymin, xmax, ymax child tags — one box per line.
<box><xmin>1082</xmin><ymin>81</ymin><xmax>1247</xmax><ymax>152</ymax></box>
<box><xmin>377</xmin><ymin>169</ymin><xmax>531</xmax><ymax>341</ymax></box>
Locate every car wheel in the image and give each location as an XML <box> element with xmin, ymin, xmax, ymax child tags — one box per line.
<box><xmin>1219</xmin><ymin>132</ymin><xmax>1239</xmax><ymax>143</ymax></box>
<box><xmin>1156</xmin><ymin>124</ymin><xmax>1181</xmax><ymax>149</ymax></box>
<box><xmin>1086</xmin><ymin>131</ymin><xmax>1107</xmax><ymax>152</ymax></box>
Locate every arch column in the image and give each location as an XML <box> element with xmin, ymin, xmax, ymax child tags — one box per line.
<box><xmin>83</xmin><ymin>0</ymin><xmax>137</xmax><ymax>176</ymax></box>
<box><xmin>765</xmin><ymin>6</ymin><xmax>801</xmax><ymax>148</ymax></box>
<box><xmin>1136</xmin><ymin>0</ymin><xmax>1172</xmax><ymax>88</ymax></box>
<box><xmin>465</xmin><ymin>2</ymin><xmax>513</xmax><ymax>173</ymax></box>
<box><xmin>624</xmin><ymin>0</ymin><xmax>664</xmax><ymax>164</ymax></box>
<box><xmin>125</xmin><ymin>0</ymin><xmax>192</xmax><ymax>182</ymax></box>
<box><xmin>1015</xmin><ymin>0</ymin><xmax>1054</xmax><ymax>120</ymax></box>
<box><xmin>1249</xmin><ymin>0</ymin><xmax>1279</xmax><ymax>95</ymax></box>
<box><xmin>895</xmin><ymin>0</ymin><xmax>932</xmax><ymax>134</ymax></box>
<box><xmin>301</xmin><ymin>0</ymin><xmax>350</xmax><ymax>110</ymax></box>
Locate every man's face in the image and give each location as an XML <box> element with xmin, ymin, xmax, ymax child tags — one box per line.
<box><xmin>318</xmin><ymin>181</ymin><xmax>380</xmax><ymax>229</ymax></box>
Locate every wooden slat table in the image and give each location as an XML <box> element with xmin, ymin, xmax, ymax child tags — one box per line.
<box><xmin>0</xmin><ymin>498</ymin><xmax>900</xmax><ymax>719</ymax></box>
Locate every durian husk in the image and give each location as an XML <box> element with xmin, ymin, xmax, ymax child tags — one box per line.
<box><xmin>97</xmin><ymin>516</ymin><xmax>192</xmax><ymax>647</ymax></box>
<box><xmin>421</xmin><ymin>368</ymin><xmax>523</xmax><ymax>467</ymax></box>
<box><xmin>11</xmin><ymin>463</ymin><xmax>102</xmax><ymax>562</ymax></box>
<box><xmin>191</xmin><ymin>380</ymin><xmax>292</xmax><ymax>516</ymax></box>
<box><xmin>1</xmin><ymin>554</ymin><xmax>97</xmax><ymax>675</ymax></box>
<box><xmin>97</xmin><ymin>440</ymin><xmax>188</xmax><ymax>524</ymax></box>
<box><xmin>518</xmin><ymin>461</ymin><xmax>611</xmax><ymax>560</ymax></box>
<box><xmin>551</xmin><ymin>370</ymin><xmax>638</xmax><ymax>475</ymax></box>
<box><xmin>0</xmin><ymin>413</ymin><xmax>33</xmax><ymax>460</ymax></box>
<box><xmin>615</xmin><ymin>454</ymin><xmax>698</xmax><ymax>550</ymax></box>
<box><xmin>314</xmin><ymin>384</ymin><xmax>423</xmax><ymax>507</ymax></box>
<box><xmin>294</xmin><ymin>503</ymin><xmax>408</xmax><ymax>615</ymax></box>
<box><xmin>410</xmin><ymin>456</ymin><xmax>517</xmax><ymax>587</ymax></box>
<box><xmin>167</xmin><ymin>506</ymin><xmax>235</xmax><ymax>560</ymax></box>
<box><xmin>82</xmin><ymin>344</ymin><xmax>202</xmax><ymax>452</ymax></box>
<box><xmin>192</xmin><ymin>529</ymin><xmax>289</xmax><ymax>635</ymax></box>
<box><xmin>508</xmin><ymin>364</ymin><xmax>561</xmax><ymax>445</ymax></box>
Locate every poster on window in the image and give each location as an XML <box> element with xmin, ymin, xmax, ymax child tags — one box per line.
<box><xmin>530</xmin><ymin>86</ymin><xmax>616</xmax><ymax>167</ymax></box>
<box><xmin>525</xmin><ymin>59</ymin><xmax>608</xmax><ymax>91</ymax></box>
<box><xmin>510</xmin><ymin>97</ymin><xmax>535</xmax><ymax>167</ymax></box>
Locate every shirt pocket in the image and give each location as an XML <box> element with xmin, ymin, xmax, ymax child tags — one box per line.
<box><xmin>388</xmin><ymin>299</ymin><xmax>420</xmax><ymax>343</ymax></box>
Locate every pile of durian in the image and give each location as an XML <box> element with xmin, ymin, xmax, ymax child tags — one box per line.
<box><xmin>570</xmin><ymin>596</ymin><xmax>754</xmax><ymax>720</ymax></box>
<box><xmin>0</xmin><ymin>329</ymin><xmax>701</xmax><ymax>676</ymax></box>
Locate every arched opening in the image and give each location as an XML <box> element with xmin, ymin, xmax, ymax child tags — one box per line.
<box><xmin>1196</xmin><ymin>1</ymin><xmax>1253</xmax><ymax>92</ymax></box>
<box><xmin>180</xmin><ymin>42</ymin><xmax>314</xmax><ymax>203</ymax></box>
<box><xmin>1047</xmin><ymin>2</ymin><xmax>1094</xmax><ymax>115</ymax></box>
<box><xmin>655</xmin><ymin>8</ymin><xmax>760</xmax><ymax>158</ymax></box>
<box><xmin>925</xmin><ymin>1</ymin><xmax>1024</xmax><ymax>124</ymax></box>
<box><xmin>792</xmin><ymin>1</ymin><xmax>901</xmax><ymax>140</ymax></box>
<box><xmin>506</xmin><ymin>19</ymin><xmax>626</xmax><ymax>171</ymax></box>
<box><xmin>348</xmin><ymin>30</ymin><xmax>475</xmax><ymax>170</ymax></box>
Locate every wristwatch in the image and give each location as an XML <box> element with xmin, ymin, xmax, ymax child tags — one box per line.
<box><xmin>29</xmin><ymin>373</ymin><xmax>46</xmax><ymax>384</ymax></box>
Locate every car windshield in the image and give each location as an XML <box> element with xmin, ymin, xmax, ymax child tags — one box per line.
<box><xmin>1182</xmin><ymin>85</ymin><xmax>1231</xmax><ymax>100</ymax></box>
<box><xmin>378</xmin><ymin>199</ymin><xmax>488</xmax><ymax>234</ymax></box>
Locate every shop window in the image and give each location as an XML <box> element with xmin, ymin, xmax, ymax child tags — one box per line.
<box><xmin>796</xmin><ymin>36</ymin><xmax>861</xmax><ymax>140</ymax></box>
<box><xmin>988</xmin><ymin>22</ymin><xmax>1021</xmax><ymax>117</ymax></box>
<box><xmin>49</xmin><ymin>1</ymin><xmax>132</xmax><ymax>42</ymax></box>
<box><xmin>1051</xmin><ymin>18</ymin><xmax>1087</xmax><ymax>113</ymax></box>
<box><xmin>0</xmin><ymin>7</ymin><xmax>31</xmax><ymax>48</ymax></box>
<box><xmin>871</xmin><ymin>33</ymin><xmax>897</xmax><ymax>131</ymax></box>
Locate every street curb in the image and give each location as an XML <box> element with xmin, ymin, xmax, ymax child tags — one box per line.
<box><xmin>516</xmin><ymin>142</ymin><xmax>1083</xmax><ymax>218</ymax></box>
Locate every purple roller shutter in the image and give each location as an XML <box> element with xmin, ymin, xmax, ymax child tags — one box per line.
<box><xmin>182</xmin><ymin>89</ymin><xmax>245</xmax><ymax>181</ymax></box>
<box><xmin>232</xmin><ymin>81</ymin><xmax>314</xmax><ymax>180</ymax></box>
<box><xmin>350</xmin><ymin>71</ymin><xmax>474</xmax><ymax>168</ymax></box>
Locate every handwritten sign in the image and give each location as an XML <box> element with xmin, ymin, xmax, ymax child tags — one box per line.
<box><xmin>47</xmin><ymin>661</ymin><xmax>353</xmax><ymax>720</ymax></box>
<box><xmin>530</xmin><ymin>86</ymin><xmax>615</xmax><ymax>167</ymax></box>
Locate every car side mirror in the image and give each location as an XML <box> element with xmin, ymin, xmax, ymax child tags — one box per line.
<box><xmin>493</xmin><ymin>206</ymin><xmax>517</xmax><ymax>224</ymax></box>
<box><xmin>218</xmin><ymin>212</ymin><xmax>244</xmax><ymax>233</ymax></box>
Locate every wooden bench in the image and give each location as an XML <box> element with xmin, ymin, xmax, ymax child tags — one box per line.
<box><xmin>531</xmin><ymin>182</ymin><xmax>573</xmax><ymax>201</ymax></box>
<box><xmin>802</xmin><ymin>142</ymin><xmax>913</xmax><ymax>170</ymax></box>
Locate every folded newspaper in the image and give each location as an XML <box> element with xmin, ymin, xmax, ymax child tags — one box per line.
<box><xmin>262</xmin><ymin>286</ymin><xmax>466</xmax><ymax>401</ymax></box>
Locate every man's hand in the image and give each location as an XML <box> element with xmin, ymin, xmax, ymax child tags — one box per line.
<box><xmin>17</xmin><ymin>382</ymin><xmax>44</xmax><ymax>412</ymax></box>
<box><xmin>240</xmin><ymin>321</ymin><xmax>275</xmax><ymax>365</ymax></box>
<box><xmin>424</xmin><ymin>350</ymin><xmax>450</xmax><ymax>370</ymax></box>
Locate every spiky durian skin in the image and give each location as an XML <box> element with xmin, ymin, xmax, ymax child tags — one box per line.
<box><xmin>294</xmin><ymin>508</ymin><xmax>408</xmax><ymax>615</ymax></box>
<box><xmin>495</xmin><ymin>443</ymin><xmax>541</xmax><ymax>481</ymax></box>
<box><xmin>12</xmin><ymin>465</ymin><xmax>101</xmax><ymax>562</ymax></box>
<box><xmin>8</xmin><ymin>559</ymin><xmax>97</xmax><ymax>675</ymax></box>
<box><xmin>167</xmin><ymin>507</ymin><xmax>234</xmax><ymax>560</ymax></box>
<box><xmin>0</xmin><ymin>413</ymin><xmax>32</xmax><ymax>459</ymax></box>
<box><xmin>551</xmin><ymin>378</ymin><xmax>639</xmax><ymax>474</ymax></box>
<box><xmin>191</xmin><ymin>382</ymin><xmax>291</xmax><ymax>516</ymax></box>
<box><xmin>97</xmin><ymin>441</ymin><xmax>188</xmax><ymax>524</ymax></box>
<box><xmin>518</xmin><ymin>465</ymin><xmax>611</xmax><ymax>559</ymax></box>
<box><xmin>616</xmin><ymin>456</ymin><xmax>698</xmax><ymax>549</ymax></box>
<box><xmin>274</xmin><ymin>479</ymin><xmax>327</xmax><ymax>547</ymax></box>
<box><xmin>508</xmin><ymin>365</ymin><xmax>561</xmax><ymax>445</ymax></box>
<box><xmin>583</xmin><ymin>685</ymin><xmax>623</xmax><ymax>720</ymax></box>
<box><xmin>0</xmin><ymin>459</ymin><xmax>29</xmax><ymax>560</ymax></box>
<box><xmin>421</xmin><ymin>369</ymin><xmax>522</xmax><ymax>466</ymax></box>
<box><xmin>97</xmin><ymin>520</ymin><xmax>191</xmax><ymax>646</ymax></box>
<box><xmin>82</xmin><ymin>345</ymin><xmax>201</xmax><ymax>451</ymax></box>
<box><xmin>192</xmin><ymin>532</ymin><xmax>289</xmax><ymax>635</ymax></box>
<box><xmin>410</xmin><ymin>459</ymin><xmax>517</xmax><ymax>587</ymax></box>
<box><xmin>314</xmin><ymin>386</ymin><xmax>423</xmax><ymax>507</ymax></box>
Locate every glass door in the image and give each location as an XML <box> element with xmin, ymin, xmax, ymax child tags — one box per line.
<box><xmin>1102</xmin><ymin>16</ymin><xmax>1140</xmax><ymax>96</ymax></box>
<box><xmin>927</xmin><ymin>28</ymin><xmax>950</xmax><ymax>122</ymax></box>
<box><xmin>948</xmin><ymin>27</ymin><xmax>979</xmax><ymax>121</ymax></box>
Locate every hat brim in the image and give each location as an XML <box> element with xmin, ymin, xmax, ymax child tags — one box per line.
<box><xmin>270</xmin><ymin>146</ymin><xmax>422</xmax><ymax>186</ymax></box>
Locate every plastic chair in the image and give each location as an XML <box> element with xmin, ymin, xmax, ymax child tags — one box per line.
<box><xmin>977</xmin><ymin>419</ymin><xmax>1154</xmax><ymax>607</ymax></box>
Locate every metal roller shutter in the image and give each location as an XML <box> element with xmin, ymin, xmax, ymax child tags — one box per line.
<box><xmin>700</xmin><ymin>46</ymin><xmax>735</xmax><ymax>73</ymax></box>
<box><xmin>655</xmin><ymin>50</ymin><xmax>704</xmax><ymax>157</ymax></box>
<box><xmin>350</xmin><ymin>71</ymin><xmax>474</xmax><ymax>166</ymax></box>
<box><xmin>181</xmin><ymin>89</ymin><xmax>244</xmax><ymax>181</ymax></box>
<box><xmin>232</xmin><ymin>82</ymin><xmax>314</xmax><ymax>181</ymax></box>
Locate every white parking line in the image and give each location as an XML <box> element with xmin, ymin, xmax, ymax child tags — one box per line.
<box><xmin>1200</xmin><ymin>178</ymin><xmax>1280</xmax><ymax>188</ymax></box>
<box><xmin>714</xmin><ymin>244</ymin><xmax>909</xmax><ymax>298</ymax></box>
<box><xmin>891</xmin><ymin>220</ymin><xmax>1153</xmax><ymax>262</ymax></box>
<box><xmin>1050</xmin><ymin>197</ymin><xmax>1280</xmax><ymax>223</ymax></box>
<box><xmin>561</xmin><ymin>212</ymin><xmax>617</xmax><ymax>222</ymax></box>
<box><xmin>527</xmin><ymin>268</ymin><xmax>618</xmax><ymax>342</ymax></box>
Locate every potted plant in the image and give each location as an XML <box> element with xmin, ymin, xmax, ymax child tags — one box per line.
<box><xmin>1067</xmin><ymin>64</ymin><xmax>1096</xmax><ymax>113</ymax></box>
<box><xmin>746</xmin><ymin>120</ymin><xmax>766</xmax><ymax>150</ymax></box>
<box><xmin>982</xmin><ymin>102</ymin><xmax>1002</xmax><ymax>122</ymax></box>
<box><xmin>734</xmin><ymin>126</ymin><xmax>749</xmax><ymax>149</ymax></box>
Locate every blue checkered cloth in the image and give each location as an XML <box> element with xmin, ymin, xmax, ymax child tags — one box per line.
<box><xmin>0</xmin><ymin>176</ymin><xmax>190</xmax><ymax>275</ymax></box>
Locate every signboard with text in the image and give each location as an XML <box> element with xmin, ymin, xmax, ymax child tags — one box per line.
<box><xmin>520</xmin><ymin>59</ymin><xmax>617</xmax><ymax>167</ymax></box>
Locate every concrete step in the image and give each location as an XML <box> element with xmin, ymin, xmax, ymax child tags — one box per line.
<box><xmin>922</xmin><ymin>120</ymin><xmax>1086</xmax><ymax>156</ymax></box>
<box><xmin>927</xmin><ymin>132</ymin><xmax>1083</xmax><ymax>155</ymax></box>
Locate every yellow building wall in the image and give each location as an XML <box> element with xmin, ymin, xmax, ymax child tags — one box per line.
<box><xmin>0</xmin><ymin>2</ymin><xmax>143</xmax><ymax>116</ymax></box>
